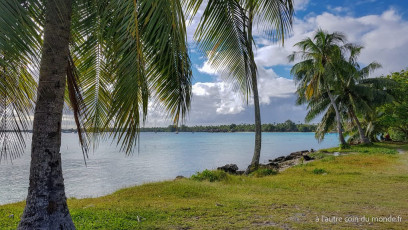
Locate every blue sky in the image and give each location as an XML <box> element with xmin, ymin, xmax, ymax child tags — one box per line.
<box><xmin>146</xmin><ymin>0</ymin><xmax>408</xmax><ymax>126</ymax></box>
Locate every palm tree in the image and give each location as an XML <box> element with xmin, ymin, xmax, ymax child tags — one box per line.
<box><xmin>332</xmin><ymin>44</ymin><xmax>395</xmax><ymax>144</ymax></box>
<box><xmin>1</xmin><ymin>1</ymin><xmax>192</xmax><ymax>228</ymax></box>
<box><xmin>289</xmin><ymin>29</ymin><xmax>348</xmax><ymax>147</ymax></box>
<box><xmin>295</xmin><ymin>41</ymin><xmax>395</xmax><ymax>144</ymax></box>
<box><xmin>186</xmin><ymin>0</ymin><xmax>294</xmax><ymax>173</ymax></box>
<box><xmin>337</xmin><ymin>44</ymin><xmax>379</xmax><ymax>144</ymax></box>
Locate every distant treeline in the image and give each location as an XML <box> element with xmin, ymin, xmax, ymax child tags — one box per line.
<box><xmin>140</xmin><ymin>120</ymin><xmax>317</xmax><ymax>133</ymax></box>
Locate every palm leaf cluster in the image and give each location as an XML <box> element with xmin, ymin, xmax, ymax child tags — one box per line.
<box><xmin>0</xmin><ymin>1</ymin><xmax>40</xmax><ymax>161</ymax></box>
<box><xmin>0</xmin><ymin>0</ymin><xmax>193</xmax><ymax>158</ymax></box>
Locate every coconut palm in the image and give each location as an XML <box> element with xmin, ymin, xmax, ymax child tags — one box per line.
<box><xmin>332</xmin><ymin>43</ymin><xmax>396</xmax><ymax>144</ymax></box>
<box><xmin>186</xmin><ymin>0</ymin><xmax>294</xmax><ymax>173</ymax></box>
<box><xmin>289</xmin><ymin>29</ymin><xmax>348</xmax><ymax>147</ymax></box>
<box><xmin>1</xmin><ymin>0</ymin><xmax>192</xmax><ymax>228</ymax></box>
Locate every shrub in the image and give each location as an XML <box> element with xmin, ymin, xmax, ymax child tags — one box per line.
<box><xmin>191</xmin><ymin>170</ymin><xmax>228</xmax><ymax>182</ymax></box>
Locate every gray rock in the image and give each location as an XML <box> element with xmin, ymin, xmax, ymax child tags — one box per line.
<box><xmin>269</xmin><ymin>156</ymin><xmax>286</xmax><ymax>163</ymax></box>
<box><xmin>217</xmin><ymin>164</ymin><xmax>239</xmax><ymax>173</ymax></box>
<box><xmin>303</xmin><ymin>155</ymin><xmax>314</xmax><ymax>161</ymax></box>
<box><xmin>289</xmin><ymin>150</ymin><xmax>309</xmax><ymax>157</ymax></box>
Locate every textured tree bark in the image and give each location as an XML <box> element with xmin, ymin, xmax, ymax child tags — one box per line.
<box><xmin>245</xmin><ymin>3</ymin><xmax>261</xmax><ymax>174</ymax></box>
<box><xmin>349</xmin><ymin>107</ymin><xmax>371</xmax><ymax>144</ymax></box>
<box><xmin>18</xmin><ymin>0</ymin><xmax>75</xmax><ymax>229</ymax></box>
<box><xmin>327</xmin><ymin>90</ymin><xmax>347</xmax><ymax>146</ymax></box>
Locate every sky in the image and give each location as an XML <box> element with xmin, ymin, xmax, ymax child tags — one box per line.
<box><xmin>144</xmin><ymin>0</ymin><xmax>408</xmax><ymax>127</ymax></box>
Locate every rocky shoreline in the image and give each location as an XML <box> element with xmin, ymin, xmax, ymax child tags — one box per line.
<box><xmin>217</xmin><ymin>149</ymin><xmax>316</xmax><ymax>174</ymax></box>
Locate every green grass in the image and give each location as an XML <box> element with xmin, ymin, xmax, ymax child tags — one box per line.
<box><xmin>250</xmin><ymin>168</ymin><xmax>278</xmax><ymax>177</ymax></box>
<box><xmin>318</xmin><ymin>143</ymin><xmax>399</xmax><ymax>155</ymax></box>
<box><xmin>1</xmin><ymin>143</ymin><xmax>407</xmax><ymax>229</ymax></box>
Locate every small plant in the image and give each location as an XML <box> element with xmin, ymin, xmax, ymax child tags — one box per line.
<box><xmin>312</xmin><ymin>168</ymin><xmax>327</xmax><ymax>175</ymax></box>
<box><xmin>191</xmin><ymin>170</ymin><xmax>228</xmax><ymax>182</ymax></box>
<box><xmin>251</xmin><ymin>168</ymin><xmax>278</xmax><ymax>177</ymax></box>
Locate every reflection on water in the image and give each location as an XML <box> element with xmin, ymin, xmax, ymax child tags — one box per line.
<box><xmin>0</xmin><ymin>132</ymin><xmax>338</xmax><ymax>205</ymax></box>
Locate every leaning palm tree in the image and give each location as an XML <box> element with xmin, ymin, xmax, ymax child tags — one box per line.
<box><xmin>335</xmin><ymin>44</ymin><xmax>396</xmax><ymax>144</ymax></box>
<box><xmin>186</xmin><ymin>0</ymin><xmax>294</xmax><ymax>173</ymax></box>
<box><xmin>1</xmin><ymin>0</ymin><xmax>192</xmax><ymax>228</ymax></box>
<box><xmin>303</xmin><ymin>76</ymin><xmax>394</xmax><ymax>144</ymax></box>
<box><xmin>289</xmin><ymin>29</ymin><xmax>348</xmax><ymax>147</ymax></box>
<box><xmin>337</xmin><ymin>44</ymin><xmax>379</xmax><ymax>144</ymax></box>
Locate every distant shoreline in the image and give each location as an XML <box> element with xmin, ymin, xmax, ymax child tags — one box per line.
<box><xmin>15</xmin><ymin>130</ymin><xmax>329</xmax><ymax>133</ymax></box>
<box><xmin>6</xmin><ymin>120</ymin><xmax>321</xmax><ymax>133</ymax></box>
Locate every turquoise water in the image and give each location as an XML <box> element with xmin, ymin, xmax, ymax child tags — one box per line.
<box><xmin>0</xmin><ymin>132</ymin><xmax>338</xmax><ymax>205</ymax></box>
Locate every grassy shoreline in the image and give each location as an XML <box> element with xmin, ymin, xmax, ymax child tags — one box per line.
<box><xmin>1</xmin><ymin>143</ymin><xmax>407</xmax><ymax>229</ymax></box>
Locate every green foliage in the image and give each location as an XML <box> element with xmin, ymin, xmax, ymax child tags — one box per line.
<box><xmin>190</xmin><ymin>170</ymin><xmax>229</xmax><ymax>182</ymax></box>
<box><xmin>312</xmin><ymin>168</ymin><xmax>327</xmax><ymax>174</ymax></box>
<box><xmin>389</xmin><ymin>128</ymin><xmax>407</xmax><ymax>142</ymax></box>
<box><xmin>250</xmin><ymin>168</ymin><xmax>278</xmax><ymax>177</ymax></box>
<box><xmin>0</xmin><ymin>1</ymin><xmax>39</xmax><ymax>161</ymax></box>
<box><xmin>377</xmin><ymin>69</ymin><xmax>408</xmax><ymax>142</ymax></box>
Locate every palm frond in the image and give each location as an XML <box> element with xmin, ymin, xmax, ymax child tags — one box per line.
<box><xmin>255</xmin><ymin>0</ymin><xmax>294</xmax><ymax>44</ymax></box>
<box><xmin>141</xmin><ymin>0</ymin><xmax>192</xmax><ymax>126</ymax></box>
<box><xmin>194</xmin><ymin>0</ymin><xmax>254</xmax><ymax>96</ymax></box>
<box><xmin>0</xmin><ymin>0</ymin><xmax>40</xmax><ymax>162</ymax></box>
<box><xmin>70</xmin><ymin>0</ymin><xmax>192</xmax><ymax>154</ymax></box>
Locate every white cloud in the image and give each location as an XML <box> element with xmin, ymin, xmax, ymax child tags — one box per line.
<box><xmin>192</xmin><ymin>82</ymin><xmax>245</xmax><ymax>115</ymax></box>
<box><xmin>190</xmin><ymin>66</ymin><xmax>295</xmax><ymax>116</ymax></box>
<box><xmin>256</xmin><ymin>68</ymin><xmax>296</xmax><ymax>104</ymax></box>
<box><xmin>253</xmin><ymin>9</ymin><xmax>408</xmax><ymax>76</ymax></box>
<box><xmin>294</xmin><ymin>0</ymin><xmax>310</xmax><ymax>11</ymax></box>
<box><xmin>326</xmin><ymin>6</ymin><xmax>349</xmax><ymax>14</ymax></box>
<box><xmin>197</xmin><ymin>60</ymin><xmax>218</xmax><ymax>75</ymax></box>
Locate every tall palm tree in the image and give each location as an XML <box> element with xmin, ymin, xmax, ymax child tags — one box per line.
<box><xmin>1</xmin><ymin>0</ymin><xmax>192</xmax><ymax>228</ymax></box>
<box><xmin>186</xmin><ymin>0</ymin><xmax>294</xmax><ymax>173</ymax></box>
<box><xmin>289</xmin><ymin>29</ymin><xmax>348</xmax><ymax>147</ymax></box>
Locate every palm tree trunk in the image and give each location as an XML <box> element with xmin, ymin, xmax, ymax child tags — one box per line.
<box><xmin>349</xmin><ymin>106</ymin><xmax>370</xmax><ymax>144</ymax></box>
<box><xmin>327</xmin><ymin>90</ymin><xmax>347</xmax><ymax>146</ymax></box>
<box><xmin>245</xmin><ymin>3</ymin><xmax>261</xmax><ymax>174</ymax></box>
<box><xmin>247</xmin><ymin>66</ymin><xmax>262</xmax><ymax>171</ymax></box>
<box><xmin>18</xmin><ymin>0</ymin><xmax>74</xmax><ymax>229</ymax></box>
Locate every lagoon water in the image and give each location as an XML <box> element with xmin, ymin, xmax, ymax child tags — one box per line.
<box><xmin>0</xmin><ymin>132</ymin><xmax>338</xmax><ymax>205</ymax></box>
